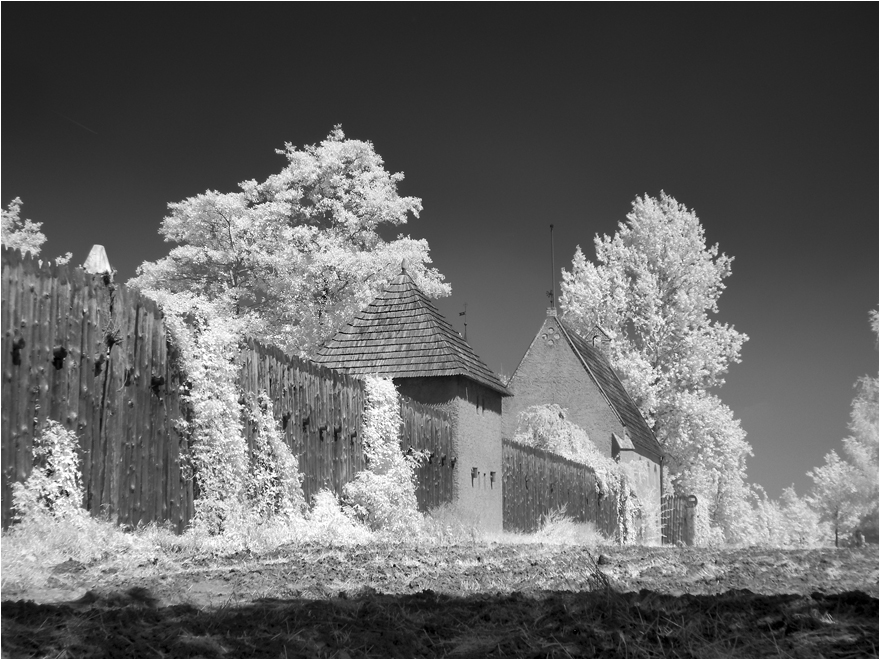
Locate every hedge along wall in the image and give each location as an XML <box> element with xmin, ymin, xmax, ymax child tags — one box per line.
<box><xmin>1</xmin><ymin>247</ymin><xmax>192</xmax><ymax>531</ymax></box>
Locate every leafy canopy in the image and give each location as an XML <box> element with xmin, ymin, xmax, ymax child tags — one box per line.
<box><xmin>807</xmin><ymin>309</ymin><xmax>879</xmax><ymax>545</ymax></box>
<box><xmin>2</xmin><ymin>198</ymin><xmax>46</xmax><ymax>257</ymax></box>
<box><xmin>560</xmin><ymin>192</ymin><xmax>752</xmax><ymax>544</ymax></box>
<box><xmin>130</xmin><ymin>126</ymin><xmax>450</xmax><ymax>357</ymax></box>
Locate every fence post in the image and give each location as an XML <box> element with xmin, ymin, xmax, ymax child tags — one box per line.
<box><xmin>684</xmin><ymin>494</ymin><xmax>698</xmax><ymax>546</ymax></box>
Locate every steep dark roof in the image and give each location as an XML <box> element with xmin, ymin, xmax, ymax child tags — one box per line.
<box><xmin>315</xmin><ymin>269</ymin><xmax>511</xmax><ymax>396</ymax></box>
<box><xmin>557</xmin><ymin>319</ymin><xmax>662</xmax><ymax>461</ymax></box>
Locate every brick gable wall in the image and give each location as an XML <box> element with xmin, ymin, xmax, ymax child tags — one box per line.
<box><xmin>503</xmin><ymin>316</ymin><xmax>622</xmax><ymax>455</ymax></box>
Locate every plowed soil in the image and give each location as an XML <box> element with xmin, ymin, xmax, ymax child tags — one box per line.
<box><xmin>3</xmin><ymin>544</ymin><xmax>878</xmax><ymax>658</ymax></box>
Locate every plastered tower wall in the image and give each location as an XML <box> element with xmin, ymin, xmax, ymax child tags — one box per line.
<box><xmin>396</xmin><ymin>376</ymin><xmax>503</xmax><ymax>533</ymax></box>
<box><xmin>503</xmin><ymin>316</ymin><xmax>621</xmax><ymax>456</ymax></box>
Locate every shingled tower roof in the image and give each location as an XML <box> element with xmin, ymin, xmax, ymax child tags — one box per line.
<box><xmin>315</xmin><ymin>266</ymin><xmax>511</xmax><ymax>396</ymax></box>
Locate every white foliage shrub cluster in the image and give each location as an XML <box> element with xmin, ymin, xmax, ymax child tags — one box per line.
<box><xmin>2</xmin><ymin>197</ymin><xmax>46</xmax><ymax>257</ymax></box>
<box><xmin>12</xmin><ymin>420</ymin><xmax>86</xmax><ymax>524</ymax></box>
<box><xmin>150</xmin><ymin>291</ymin><xmax>309</xmax><ymax>538</ymax></box>
<box><xmin>513</xmin><ymin>404</ymin><xmax>621</xmax><ymax>495</ymax></box>
<box><xmin>246</xmin><ymin>392</ymin><xmax>306</xmax><ymax>523</ymax></box>
<box><xmin>343</xmin><ymin>376</ymin><xmax>423</xmax><ymax>535</ymax></box>
<box><xmin>305</xmin><ymin>489</ymin><xmax>372</xmax><ymax>544</ymax></box>
<box><xmin>157</xmin><ymin>293</ymin><xmax>250</xmax><ymax>534</ymax></box>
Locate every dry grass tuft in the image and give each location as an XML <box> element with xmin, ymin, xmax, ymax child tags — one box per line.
<box><xmin>494</xmin><ymin>507</ymin><xmax>609</xmax><ymax>546</ymax></box>
<box><xmin>1</xmin><ymin>515</ymin><xmax>168</xmax><ymax>592</ymax></box>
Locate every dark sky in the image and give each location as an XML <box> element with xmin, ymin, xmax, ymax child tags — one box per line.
<box><xmin>3</xmin><ymin>5</ymin><xmax>877</xmax><ymax>499</ymax></box>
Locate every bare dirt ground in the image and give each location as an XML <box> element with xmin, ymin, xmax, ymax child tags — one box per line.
<box><xmin>3</xmin><ymin>544</ymin><xmax>878</xmax><ymax>658</ymax></box>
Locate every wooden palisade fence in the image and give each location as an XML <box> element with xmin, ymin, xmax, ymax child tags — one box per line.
<box><xmin>237</xmin><ymin>339</ymin><xmax>454</xmax><ymax>511</ymax></box>
<box><xmin>399</xmin><ymin>397</ymin><xmax>454</xmax><ymax>512</ymax></box>
<box><xmin>238</xmin><ymin>339</ymin><xmax>367</xmax><ymax>506</ymax></box>
<box><xmin>503</xmin><ymin>438</ymin><xmax>696</xmax><ymax>545</ymax></box>
<box><xmin>1</xmin><ymin>247</ymin><xmax>192</xmax><ymax>531</ymax></box>
<box><xmin>1</xmin><ymin>247</ymin><xmax>457</xmax><ymax>529</ymax></box>
<box><xmin>502</xmin><ymin>438</ymin><xmax>619</xmax><ymax>538</ymax></box>
<box><xmin>4</xmin><ymin>246</ymin><xmax>681</xmax><ymax>542</ymax></box>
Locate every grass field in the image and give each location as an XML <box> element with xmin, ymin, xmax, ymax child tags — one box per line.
<box><xmin>2</xmin><ymin>516</ymin><xmax>877</xmax><ymax>658</ymax></box>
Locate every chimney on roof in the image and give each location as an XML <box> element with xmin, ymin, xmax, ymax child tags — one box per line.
<box><xmin>590</xmin><ymin>325</ymin><xmax>612</xmax><ymax>359</ymax></box>
<box><xmin>400</xmin><ymin>259</ymin><xmax>409</xmax><ymax>273</ymax></box>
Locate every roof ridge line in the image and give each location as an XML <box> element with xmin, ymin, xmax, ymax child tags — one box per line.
<box><xmin>557</xmin><ymin>318</ymin><xmax>661</xmax><ymax>460</ymax></box>
<box><xmin>556</xmin><ymin>319</ymin><xmax>626</xmax><ymax>429</ymax></box>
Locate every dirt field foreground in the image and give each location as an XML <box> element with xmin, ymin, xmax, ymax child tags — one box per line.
<box><xmin>3</xmin><ymin>543</ymin><xmax>878</xmax><ymax>658</ymax></box>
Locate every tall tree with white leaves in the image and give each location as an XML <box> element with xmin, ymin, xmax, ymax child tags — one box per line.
<box><xmin>807</xmin><ymin>309</ymin><xmax>879</xmax><ymax>546</ymax></box>
<box><xmin>559</xmin><ymin>192</ymin><xmax>752</xmax><ymax>544</ymax></box>
<box><xmin>130</xmin><ymin>127</ymin><xmax>450</xmax><ymax>357</ymax></box>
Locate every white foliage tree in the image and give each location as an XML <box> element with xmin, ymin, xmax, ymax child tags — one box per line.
<box><xmin>559</xmin><ymin>192</ymin><xmax>752</xmax><ymax>544</ymax></box>
<box><xmin>751</xmin><ymin>485</ymin><xmax>825</xmax><ymax>547</ymax></box>
<box><xmin>2</xmin><ymin>198</ymin><xmax>46</xmax><ymax>257</ymax></box>
<box><xmin>807</xmin><ymin>450</ymin><xmax>860</xmax><ymax>547</ymax></box>
<box><xmin>130</xmin><ymin>126</ymin><xmax>450</xmax><ymax>357</ymax></box>
<box><xmin>807</xmin><ymin>309</ymin><xmax>879</xmax><ymax>545</ymax></box>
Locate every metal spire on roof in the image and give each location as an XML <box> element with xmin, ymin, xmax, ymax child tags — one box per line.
<box><xmin>549</xmin><ymin>224</ymin><xmax>556</xmax><ymax>308</ymax></box>
<box><xmin>459</xmin><ymin>303</ymin><xmax>468</xmax><ymax>342</ymax></box>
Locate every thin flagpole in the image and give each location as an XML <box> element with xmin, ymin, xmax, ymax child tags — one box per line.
<box><xmin>549</xmin><ymin>224</ymin><xmax>556</xmax><ymax>308</ymax></box>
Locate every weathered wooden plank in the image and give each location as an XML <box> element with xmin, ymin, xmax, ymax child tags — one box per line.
<box><xmin>94</xmin><ymin>281</ymin><xmax>118</xmax><ymax>517</ymax></box>
<box><xmin>165</xmin><ymin>333</ymin><xmax>182</xmax><ymax>531</ymax></box>
<box><xmin>134</xmin><ymin>300</ymin><xmax>151</xmax><ymax>526</ymax></box>
<box><xmin>117</xmin><ymin>297</ymin><xmax>137</xmax><ymax>525</ymax></box>
<box><xmin>153</xmin><ymin>308</ymin><xmax>167</xmax><ymax>524</ymax></box>
<box><xmin>15</xmin><ymin>260</ymin><xmax>38</xmax><ymax>496</ymax></box>
<box><xmin>84</xmin><ymin>274</ymin><xmax>100</xmax><ymax>514</ymax></box>
<box><xmin>64</xmin><ymin>267</ymin><xmax>83</xmax><ymax>438</ymax></box>
<box><xmin>39</xmin><ymin>262</ymin><xmax>58</xmax><ymax>429</ymax></box>
<box><xmin>49</xmin><ymin>265</ymin><xmax>68</xmax><ymax>425</ymax></box>
<box><xmin>1</xmin><ymin>251</ymin><xmax>22</xmax><ymax>527</ymax></box>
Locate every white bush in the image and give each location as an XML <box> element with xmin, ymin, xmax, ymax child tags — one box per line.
<box><xmin>246</xmin><ymin>391</ymin><xmax>306</xmax><ymax>523</ymax></box>
<box><xmin>12</xmin><ymin>420</ymin><xmax>86</xmax><ymax>524</ymax></box>
<box><xmin>343</xmin><ymin>376</ymin><xmax>423</xmax><ymax>535</ymax></box>
<box><xmin>306</xmin><ymin>489</ymin><xmax>372</xmax><ymax>544</ymax></box>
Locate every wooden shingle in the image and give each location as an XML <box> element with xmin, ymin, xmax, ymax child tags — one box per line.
<box><xmin>556</xmin><ymin>320</ymin><xmax>662</xmax><ymax>462</ymax></box>
<box><xmin>315</xmin><ymin>268</ymin><xmax>511</xmax><ymax>395</ymax></box>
